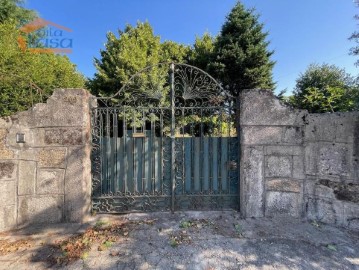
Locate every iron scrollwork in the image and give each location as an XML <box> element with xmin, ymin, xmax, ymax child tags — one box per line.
<box><xmin>90</xmin><ymin>62</ymin><xmax>239</xmax><ymax>213</ymax></box>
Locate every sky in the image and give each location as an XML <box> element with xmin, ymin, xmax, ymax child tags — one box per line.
<box><xmin>24</xmin><ymin>0</ymin><xmax>358</xmax><ymax>94</ymax></box>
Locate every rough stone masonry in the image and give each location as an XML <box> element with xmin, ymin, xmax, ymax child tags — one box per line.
<box><xmin>239</xmin><ymin>89</ymin><xmax>359</xmax><ymax>230</ymax></box>
<box><xmin>0</xmin><ymin>88</ymin><xmax>358</xmax><ymax>232</ymax></box>
<box><xmin>0</xmin><ymin>89</ymin><xmax>92</xmax><ymax>232</ymax></box>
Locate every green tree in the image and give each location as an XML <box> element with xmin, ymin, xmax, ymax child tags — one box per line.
<box><xmin>0</xmin><ymin>0</ymin><xmax>36</xmax><ymax>24</ymax></box>
<box><xmin>0</xmin><ymin>22</ymin><xmax>85</xmax><ymax>116</ymax></box>
<box><xmin>211</xmin><ymin>1</ymin><xmax>275</xmax><ymax>96</ymax></box>
<box><xmin>349</xmin><ymin>0</ymin><xmax>359</xmax><ymax>66</ymax></box>
<box><xmin>290</xmin><ymin>64</ymin><xmax>359</xmax><ymax>113</ymax></box>
<box><xmin>88</xmin><ymin>21</ymin><xmax>191</xmax><ymax>97</ymax></box>
<box><xmin>188</xmin><ymin>32</ymin><xmax>215</xmax><ymax>72</ymax></box>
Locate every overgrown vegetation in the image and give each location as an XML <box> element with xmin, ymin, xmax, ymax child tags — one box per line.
<box><xmin>0</xmin><ymin>0</ymin><xmax>85</xmax><ymax>117</ymax></box>
<box><xmin>289</xmin><ymin>64</ymin><xmax>359</xmax><ymax>113</ymax></box>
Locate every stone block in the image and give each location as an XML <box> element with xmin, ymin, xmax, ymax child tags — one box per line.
<box><xmin>37</xmin><ymin>169</ymin><xmax>65</xmax><ymax>194</ymax></box>
<box><xmin>266</xmin><ymin>191</ymin><xmax>300</xmax><ymax>217</ymax></box>
<box><xmin>343</xmin><ymin>202</ymin><xmax>359</xmax><ymax>230</ymax></box>
<box><xmin>306</xmin><ymin>114</ymin><xmax>336</xmax><ymax>141</ymax></box>
<box><xmin>44</xmin><ymin>128</ymin><xmax>83</xmax><ymax>145</ymax></box>
<box><xmin>0</xmin><ymin>205</ymin><xmax>16</xmax><ymax>231</ymax></box>
<box><xmin>305</xmin><ymin>143</ymin><xmax>318</xmax><ymax>175</ymax></box>
<box><xmin>242</xmin><ymin>126</ymin><xmax>282</xmax><ymax>145</ymax></box>
<box><xmin>283</xmin><ymin>126</ymin><xmax>303</xmax><ymax>144</ymax></box>
<box><xmin>318</xmin><ymin>143</ymin><xmax>350</xmax><ymax>177</ymax></box>
<box><xmin>33</xmin><ymin>89</ymin><xmax>90</xmax><ymax>128</ymax></box>
<box><xmin>265</xmin><ymin>145</ymin><xmax>303</xmax><ymax>156</ymax></box>
<box><xmin>6</xmin><ymin>127</ymin><xmax>34</xmax><ymax>148</ymax></box>
<box><xmin>0</xmin><ymin>161</ymin><xmax>16</xmax><ymax>180</ymax></box>
<box><xmin>0</xmin><ymin>129</ymin><xmax>7</xmax><ymax>141</ymax></box>
<box><xmin>0</xmin><ymin>181</ymin><xmax>16</xmax><ymax>205</ymax></box>
<box><xmin>239</xmin><ymin>90</ymin><xmax>307</xmax><ymax>126</ymax></box>
<box><xmin>305</xmin><ymin>197</ymin><xmax>343</xmax><ymax>224</ymax></box>
<box><xmin>18</xmin><ymin>195</ymin><xmax>63</xmax><ymax>224</ymax></box>
<box><xmin>64</xmin><ymin>146</ymin><xmax>91</xmax><ymax>222</ymax></box>
<box><xmin>314</xmin><ymin>183</ymin><xmax>336</xmax><ymax>200</ymax></box>
<box><xmin>265</xmin><ymin>156</ymin><xmax>292</xmax><ymax>177</ymax></box>
<box><xmin>334</xmin><ymin>114</ymin><xmax>357</xmax><ymax>143</ymax></box>
<box><xmin>18</xmin><ymin>148</ymin><xmax>37</xmax><ymax>161</ymax></box>
<box><xmin>18</xmin><ymin>161</ymin><xmax>36</xmax><ymax>195</ymax></box>
<box><xmin>293</xmin><ymin>156</ymin><xmax>305</xmax><ymax>179</ymax></box>
<box><xmin>0</xmin><ymin>148</ymin><xmax>14</xmax><ymax>159</ymax></box>
<box><xmin>241</xmin><ymin>146</ymin><xmax>264</xmax><ymax>218</ymax></box>
<box><xmin>266</xmin><ymin>179</ymin><xmax>302</xmax><ymax>193</ymax></box>
<box><xmin>38</xmin><ymin>148</ymin><xmax>67</xmax><ymax>168</ymax></box>
<box><xmin>304</xmin><ymin>179</ymin><xmax>316</xmax><ymax>197</ymax></box>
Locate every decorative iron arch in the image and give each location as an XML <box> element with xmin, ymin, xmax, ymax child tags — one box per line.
<box><xmin>90</xmin><ymin>62</ymin><xmax>239</xmax><ymax>213</ymax></box>
<box><xmin>94</xmin><ymin>62</ymin><xmax>233</xmax><ymax>108</ymax></box>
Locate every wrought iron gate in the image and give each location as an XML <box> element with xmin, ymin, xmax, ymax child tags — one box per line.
<box><xmin>91</xmin><ymin>63</ymin><xmax>239</xmax><ymax>213</ymax></box>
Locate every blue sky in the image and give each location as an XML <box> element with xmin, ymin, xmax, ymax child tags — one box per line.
<box><xmin>25</xmin><ymin>0</ymin><xmax>358</xmax><ymax>94</ymax></box>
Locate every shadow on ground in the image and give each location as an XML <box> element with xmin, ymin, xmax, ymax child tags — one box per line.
<box><xmin>0</xmin><ymin>211</ymin><xmax>358</xmax><ymax>270</ymax></box>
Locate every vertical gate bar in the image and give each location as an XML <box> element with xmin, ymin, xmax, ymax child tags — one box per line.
<box><xmin>117</xmin><ymin>134</ymin><xmax>123</xmax><ymax>193</ymax></box>
<box><xmin>110</xmin><ymin>112</ymin><xmax>115</xmax><ymax>193</ymax></box>
<box><xmin>123</xmin><ymin>110</ymin><xmax>127</xmax><ymax>194</ymax></box>
<box><xmin>182</xmin><ymin>108</ymin><xmax>185</xmax><ymax>195</ymax></box>
<box><xmin>227</xmin><ymin>109</ymin><xmax>233</xmax><ymax>194</ymax></box>
<box><xmin>209</xmin><ymin>116</ymin><xmax>213</xmax><ymax>194</ymax></box>
<box><xmin>112</xmin><ymin>111</ymin><xmax>118</xmax><ymax>193</ymax></box>
<box><xmin>194</xmin><ymin>137</ymin><xmax>200</xmax><ymax>192</ymax></box>
<box><xmin>132</xmin><ymin>110</ymin><xmax>137</xmax><ymax>193</ymax></box>
<box><xmin>203</xmin><ymin>136</ymin><xmax>209</xmax><ymax>191</ymax></box>
<box><xmin>212</xmin><ymin>137</ymin><xmax>218</xmax><ymax>192</ymax></box>
<box><xmin>191</xmin><ymin>108</ymin><xmax>194</xmax><ymax>193</ymax></box>
<box><xmin>150</xmin><ymin>119</ymin><xmax>154</xmax><ymax>195</ymax></box>
<box><xmin>135</xmin><ymin>132</ymin><xmax>142</xmax><ymax>193</ymax></box>
<box><xmin>200</xmin><ymin>108</ymin><xmax>203</xmax><ymax>193</ymax></box>
<box><xmin>100</xmin><ymin>111</ymin><xmax>104</xmax><ymax>194</ymax></box>
<box><xmin>106</xmin><ymin>108</ymin><xmax>111</xmax><ymax>193</ymax></box>
<box><xmin>221</xmin><ymin>137</ymin><xmax>228</xmax><ymax>192</ymax></box>
<box><xmin>218</xmin><ymin>109</ymin><xmax>223</xmax><ymax>194</ymax></box>
<box><xmin>159</xmin><ymin>111</ymin><xmax>163</xmax><ymax>195</ymax></box>
<box><xmin>170</xmin><ymin>63</ymin><xmax>176</xmax><ymax>212</ymax></box>
<box><xmin>144</xmin><ymin>122</ymin><xmax>149</xmax><ymax>193</ymax></box>
<box><xmin>185</xmin><ymin>138</ymin><xmax>191</xmax><ymax>192</ymax></box>
<box><xmin>142</xmin><ymin>110</ymin><xmax>146</xmax><ymax>193</ymax></box>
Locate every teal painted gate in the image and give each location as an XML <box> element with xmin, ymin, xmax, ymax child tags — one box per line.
<box><xmin>91</xmin><ymin>63</ymin><xmax>239</xmax><ymax>213</ymax></box>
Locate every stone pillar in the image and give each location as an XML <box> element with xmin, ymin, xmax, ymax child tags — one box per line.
<box><xmin>239</xmin><ymin>90</ymin><xmax>307</xmax><ymax>218</ymax></box>
<box><xmin>0</xmin><ymin>89</ymin><xmax>92</xmax><ymax>231</ymax></box>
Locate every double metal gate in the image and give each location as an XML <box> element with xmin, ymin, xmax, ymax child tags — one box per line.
<box><xmin>91</xmin><ymin>63</ymin><xmax>239</xmax><ymax>213</ymax></box>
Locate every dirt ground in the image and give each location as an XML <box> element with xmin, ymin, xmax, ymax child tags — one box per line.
<box><xmin>0</xmin><ymin>211</ymin><xmax>358</xmax><ymax>270</ymax></box>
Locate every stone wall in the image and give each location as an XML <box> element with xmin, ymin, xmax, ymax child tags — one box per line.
<box><xmin>239</xmin><ymin>89</ymin><xmax>359</xmax><ymax>229</ymax></box>
<box><xmin>1</xmin><ymin>87</ymin><xmax>357</xmax><ymax>232</ymax></box>
<box><xmin>0</xmin><ymin>89</ymin><xmax>92</xmax><ymax>232</ymax></box>
<box><xmin>304</xmin><ymin>113</ymin><xmax>359</xmax><ymax>229</ymax></box>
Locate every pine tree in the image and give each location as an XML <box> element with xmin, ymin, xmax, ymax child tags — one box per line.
<box><xmin>88</xmin><ymin>22</ymin><xmax>190</xmax><ymax>97</ymax></box>
<box><xmin>212</xmin><ymin>2</ymin><xmax>275</xmax><ymax>96</ymax></box>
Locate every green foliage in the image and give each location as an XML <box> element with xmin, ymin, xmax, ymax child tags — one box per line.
<box><xmin>0</xmin><ymin>22</ymin><xmax>85</xmax><ymax>117</ymax></box>
<box><xmin>210</xmin><ymin>2</ymin><xmax>275</xmax><ymax>96</ymax></box>
<box><xmin>0</xmin><ymin>0</ymin><xmax>37</xmax><ymax>25</ymax></box>
<box><xmin>291</xmin><ymin>64</ymin><xmax>359</xmax><ymax>113</ymax></box>
<box><xmin>87</xmin><ymin>21</ymin><xmax>191</xmax><ymax>97</ymax></box>
<box><xmin>188</xmin><ymin>32</ymin><xmax>215</xmax><ymax>71</ymax></box>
